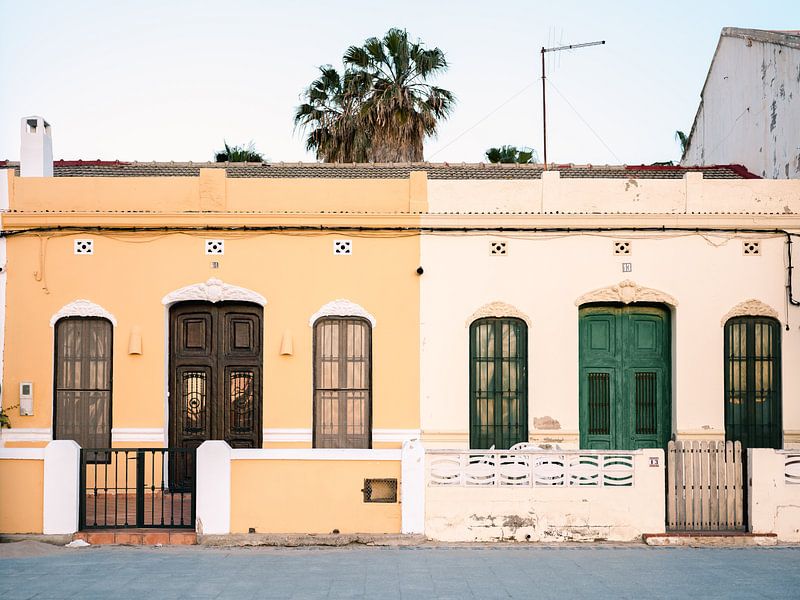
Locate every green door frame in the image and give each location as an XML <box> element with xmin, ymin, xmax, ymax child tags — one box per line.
<box><xmin>579</xmin><ymin>304</ymin><xmax>672</xmax><ymax>450</ymax></box>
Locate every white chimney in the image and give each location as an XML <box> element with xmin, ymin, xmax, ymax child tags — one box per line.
<box><xmin>20</xmin><ymin>116</ymin><xmax>53</xmax><ymax>177</ymax></box>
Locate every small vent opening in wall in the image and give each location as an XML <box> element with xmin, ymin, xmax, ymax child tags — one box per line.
<box><xmin>614</xmin><ymin>241</ymin><xmax>631</xmax><ymax>255</ymax></box>
<box><xmin>74</xmin><ymin>239</ymin><xmax>94</xmax><ymax>255</ymax></box>
<box><xmin>490</xmin><ymin>241</ymin><xmax>507</xmax><ymax>255</ymax></box>
<box><xmin>334</xmin><ymin>240</ymin><xmax>352</xmax><ymax>255</ymax></box>
<box><xmin>362</xmin><ymin>478</ymin><xmax>398</xmax><ymax>503</ymax></box>
<box><xmin>743</xmin><ymin>241</ymin><xmax>760</xmax><ymax>256</ymax></box>
<box><xmin>205</xmin><ymin>240</ymin><xmax>224</xmax><ymax>255</ymax></box>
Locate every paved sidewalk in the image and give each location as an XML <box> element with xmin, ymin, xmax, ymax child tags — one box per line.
<box><xmin>1</xmin><ymin>544</ymin><xmax>799</xmax><ymax>599</ymax></box>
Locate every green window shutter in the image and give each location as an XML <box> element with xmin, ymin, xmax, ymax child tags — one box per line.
<box><xmin>469</xmin><ymin>317</ymin><xmax>528</xmax><ymax>449</ymax></box>
<box><xmin>724</xmin><ymin>316</ymin><xmax>781</xmax><ymax>449</ymax></box>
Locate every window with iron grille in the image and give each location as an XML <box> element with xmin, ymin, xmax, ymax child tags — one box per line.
<box><xmin>53</xmin><ymin>317</ymin><xmax>113</xmax><ymax>454</ymax></box>
<box><xmin>362</xmin><ymin>478</ymin><xmax>397</xmax><ymax>503</ymax></box>
<box><xmin>724</xmin><ymin>316</ymin><xmax>781</xmax><ymax>450</ymax></box>
<box><xmin>469</xmin><ymin>317</ymin><xmax>528</xmax><ymax>449</ymax></box>
<box><xmin>313</xmin><ymin>317</ymin><xmax>371</xmax><ymax>448</ymax></box>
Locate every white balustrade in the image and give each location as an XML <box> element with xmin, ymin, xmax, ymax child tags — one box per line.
<box><xmin>427</xmin><ymin>449</ymin><xmax>635</xmax><ymax>488</ymax></box>
<box><xmin>783</xmin><ymin>453</ymin><xmax>800</xmax><ymax>485</ymax></box>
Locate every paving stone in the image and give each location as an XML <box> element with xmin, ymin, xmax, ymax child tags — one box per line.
<box><xmin>2</xmin><ymin>546</ymin><xmax>800</xmax><ymax>599</ymax></box>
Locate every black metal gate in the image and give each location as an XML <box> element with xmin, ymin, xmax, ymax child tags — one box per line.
<box><xmin>80</xmin><ymin>448</ymin><xmax>196</xmax><ymax>529</ymax></box>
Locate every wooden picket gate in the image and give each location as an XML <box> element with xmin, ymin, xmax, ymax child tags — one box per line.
<box><xmin>666</xmin><ymin>440</ymin><xmax>745</xmax><ymax>531</ymax></box>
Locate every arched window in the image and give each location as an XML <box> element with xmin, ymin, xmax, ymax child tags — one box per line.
<box><xmin>724</xmin><ymin>316</ymin><xmax>781</xmax><ymax>449</ymax></box>
<box><xmin>313</xmin><ymin>317</ymin><xmax>371</xmax><ymax>448</ymax></box>
<box><xmin>53</xmin><ymin>317</ymin><xmax>113</xmax><ymax>450</ymax></box>
<box><xmin>469</xmin><ymin>317</ymin><xmax>527</xmax><ymax>449</ymax></box>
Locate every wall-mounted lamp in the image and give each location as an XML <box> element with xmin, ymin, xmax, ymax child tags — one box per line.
<box><xmin>280</xmin><ymin>330</ymin><xmax>293</xmax><ymax>356</ymax></box>
<box><xmin>128</xmin><ymin>326</ymin><xmax>143</xmax><ymax>355</ymax></box>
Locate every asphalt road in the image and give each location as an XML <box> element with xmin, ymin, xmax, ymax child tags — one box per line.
<box><xmin>1</xmin><ymin>543</ymin><xmax>798</xmax><ymax>599</ymax></box>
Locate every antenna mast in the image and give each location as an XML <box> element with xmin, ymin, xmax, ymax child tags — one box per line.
<box><xmin>541</xmin><ymin>40</ymin><xmax>605</xmax><ymax>169</ymax></box>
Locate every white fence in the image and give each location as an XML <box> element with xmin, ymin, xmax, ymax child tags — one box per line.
<box><xmin>784</xmin><ymin>453</ymin><xmax>800</xmax><ymax>485</ymax></box>
<box><xmin>427</xmin><ymin>450</ymin><xmax>635</xmax><ymax>488</ymax></box>
<box><xmin>424</xmin><ymin>449</ymin><xmax>664</xmax><ymax>542</ymax></box>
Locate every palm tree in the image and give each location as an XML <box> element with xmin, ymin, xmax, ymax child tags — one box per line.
<box><xmin>294</xmin><ymin>66</ymin><xmax>372</xmax><ymax>163</ymax></box>
<box><xmin>485</xmin><ymin>146</ymin><xmax>538</xmax><ymax>164</ymax></box>
<box><xmin>214</xmin><ymin>141</ymin><xmax>264</xmax><ymax>162</ymax></box>
<box><xmin>295</xmin><ymin>29</ymin><xmax>455</xmax><ymax>162</ymax></box>
<box><xmin>675</xmin><ymin>130</ymin><xmax>689</xmax><ymax>156</ymax></box>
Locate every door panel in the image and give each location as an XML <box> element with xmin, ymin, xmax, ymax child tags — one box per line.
<box><xmin>170</xmin><ymin>302</ymin><xmax>263</xmax><ymax>452</ymax></box>
<box><xmin>580</xmin><ymin>305</ymin><xmax>671</xmax><ymax>450</ymax></box>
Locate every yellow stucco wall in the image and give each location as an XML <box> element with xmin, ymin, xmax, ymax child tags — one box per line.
<box><xmin>0</xmin><ymin>460</ymin><xmax>44</xmax><ymax>533</ymax></box>
<box><xmin>230</xmin><ymin>459</ymin><xmax>401</xmax><ymax>533</ymax></box>
<box><xmin>2</xmin><ymin>172</ymin><xmax>421</xmax><ymax>447</ymax></box>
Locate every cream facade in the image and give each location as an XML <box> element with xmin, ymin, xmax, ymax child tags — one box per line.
<box><xmin>420</xmin><ymin>174</ymin><xmax>800</xmax><ymax>449</ymax></box>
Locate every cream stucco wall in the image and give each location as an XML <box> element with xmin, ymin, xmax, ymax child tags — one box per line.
<box><xmin>422</xmin><ymin>176</ymin><xmax>800</xmax><ymax>448</ymax></box>
<box><xmin>749</xmin><ymin>449</ymin><xmax>800</xmax><ymax>540</ymax></box>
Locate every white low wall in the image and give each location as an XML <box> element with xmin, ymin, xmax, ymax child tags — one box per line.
<box><xmin>750</xmin><ymin>449</ymin><xmax>800</xmax><ymax>541</ymax></box>
<box><xmin>425</xmin><ymin>449</ymin><xmax>665</xmax><ymax>542</ymax></box>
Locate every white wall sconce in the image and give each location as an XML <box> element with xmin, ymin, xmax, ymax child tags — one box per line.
<box><xmin>128</xmin><ymin>326</ymin><xmax>143</xmax><ymax>355</ymax></box>
<box><xmin>280</xmin><ymin>330</ymin><xmax>293</xmax><ymax>356</ymax></box>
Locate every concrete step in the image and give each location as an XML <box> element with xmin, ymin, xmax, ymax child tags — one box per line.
<box><xmin>73</xmin><ymin>529</ymin><xmax>196</xmax><ymax>546</ymax></box>
<box><xmin>643</xmin><ymin>532</ymin><xmax>778</xmax><ymax>546</ymax></box>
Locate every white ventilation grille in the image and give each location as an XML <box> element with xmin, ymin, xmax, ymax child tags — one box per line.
<box><xmin>614</xmin><ymin>241</ymin><xmax>631</xmax><ymax>255</ymax></box>
<box><xmin>74</xmin><ymin>239</ymin><xmax>94</xmax><ymax>255</ymax></box>
<box><xmin>205</xmin><ymin>240</ymin><xmax>224</xmax><ymax>255</ymax></box>
<box><xmin>490</xmin><ymin>241</ymin><xmax>507</xmax><ymax>256</ymax></box>
<box><xmin>333</xmin><ymin>240</ymin><xmax>352</xmax><ymax>255</ymax></box>
<box><xmin>743</xmin><ymin>241</ymin><xmax>760</xmax><ymax>256</ymax></box>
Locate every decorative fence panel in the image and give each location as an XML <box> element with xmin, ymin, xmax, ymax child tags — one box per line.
<box><xmin>666</xmin><ymin>440</ymin><xmax>744</xmax><ymax>531</ymax></box>
<box><xmin>784</xmin><ymin>453</ymin><xmax>800</xmax><ymax>485</ymax></box>
<box><xmin>427</xmin><ymin>450</ymin><xmax>635</xmax><ymax>488</ymax></box>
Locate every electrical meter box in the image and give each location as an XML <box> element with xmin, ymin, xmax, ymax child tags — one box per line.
<box><xmin>19</xmin><ymin>382</ymin><xmax>33</xmax><ymax>416</ymax></box>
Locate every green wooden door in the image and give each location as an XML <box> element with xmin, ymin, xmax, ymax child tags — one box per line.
<box><xmin>579</xmin><ymin>305</ymin><xmax>671</xmax><ymax>450</ymax></box>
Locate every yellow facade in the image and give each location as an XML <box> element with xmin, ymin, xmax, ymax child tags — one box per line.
<box><xmin>0</xmin><ymin>459</ymin><xmax>44</xmax><ymax>533</ymax></box>
<box><xmin>2</xmin><ymin>170</ymin><xmax>423</xmax><ymax>447</ymax></box>
<box><xmin>230</xmin><ymin>459</ymin><xmax>401</xmax><ymax>534</ymax></box>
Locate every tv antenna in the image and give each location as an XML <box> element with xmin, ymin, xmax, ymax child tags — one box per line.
<box><xmin>541</xmin><ymin>40</ymin><xmax>605</xmax><ymax>169</ymax></box>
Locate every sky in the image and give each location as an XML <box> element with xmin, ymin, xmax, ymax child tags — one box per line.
<box><xmin>1</xmin><ymin>0</ymin><xmax>798</xmax><ymax>165</ymax></box>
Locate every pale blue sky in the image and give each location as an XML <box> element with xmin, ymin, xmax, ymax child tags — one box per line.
<box><xmin>1</xmin><ymin>1</ymin><xmax>798</xmax><ymax>165</ymax></box>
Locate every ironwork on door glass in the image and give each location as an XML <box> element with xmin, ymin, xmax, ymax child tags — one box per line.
<box><xmin>181</xmin><ymin>371</ymin><xmax>207</xmax><ymax>434</ymax></box>
<box><xmin>469</xmin><ymin>317</ymin><xmax>528</xmax><ymax>449</ymax></box>
<box><xmin>313</xmin><ymin>317</ymin><xmax>371</xmax><ymax>448</ymax></box>
<box><xmin>724</xmin><ymin>316</ymin><xmax>781</xmax><ymax>449</ymax></box>
<box><xmin>230</xmin><ymin>370</ymin><xmax>254</xmax><ymax>434</ymax></box>
<box><xmin>635</xmin><ymin>372</ymin><xmax>658</xmax><ymax>434</ymax></box>
<box><xmin>54</xmin><ymin>317</ymin><xmax>113</xmax><ymax>455</ymax></box>
<box><xmin>588</xmin><ymin>373</ymin><xmax>610</xmax><ymax>435</ymax></box>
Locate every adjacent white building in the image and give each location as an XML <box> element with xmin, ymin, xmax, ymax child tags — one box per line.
<box><xmin>681</xmin><ymin>28</ymin><xmax>800</xmax><ymax>179</ymax></box>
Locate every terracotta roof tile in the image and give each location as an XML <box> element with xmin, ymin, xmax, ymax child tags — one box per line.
<box><xmin>1</xmin><ymin>161</ymin><xmax>754</xmax><ymax>180</ymax></box>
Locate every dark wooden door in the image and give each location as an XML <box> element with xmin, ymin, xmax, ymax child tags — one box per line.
<box><xmin>169</xmin><ymin>302</ymin><xmax>263</xmax><ymax>454</ymax></box>
<box><xmin>579</xmin><ymin>305</ymin><xmax>671</xmax><ymax>450</ymax></box>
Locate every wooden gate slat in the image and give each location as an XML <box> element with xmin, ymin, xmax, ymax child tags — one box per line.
<box><xmin>725</xmin><ymin>441</ymin><xmax>735</xmax><ymax>529</ymax></box>
<box><xmin>685</xmin><ymin>441</ymin><xmax>694</xmax><ymax>529</ymax></box>
<box><xmin>667</xmin><ymin>441</ymin><xmax>677</xmax><ymax>529</ymax></box>
<box><xmin>734</xmin><ymin>441</ymin><xmax>744</xmax><ymax>528</ymax></box>
<box><xmin>709</xmin><ymin>441</ymin><xmax>719</xmax><ymax>530</ymax></box>
<box><xmin>700</xmin><ymin>440</ymin><xmax>709</xmax><ymax>529</ymax></box>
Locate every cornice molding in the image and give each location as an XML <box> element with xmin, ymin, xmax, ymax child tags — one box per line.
<box><xmin>466</xmin><ymin>301</ymin><xmax>531</xmax><ymax>326</ymax></box>
<box><xmin>575</xmin><ymin>280</ymin><xmax>678</xmax><ymax>307</ymax></box>
<box><xmin>721</xmin><ymin>299</ymin><xmax>780</xmax><ymax>325</ymax></box>
<box><xmin>309</xmin><ymin>299</ymin><xmax>376</xmax><ymax>327</ymax></box>
<box><xmin>161</xmin><ymin>278</ymin><xmax>266</xmax><ymax>306</ymax></box>
<box><xmin>50</xmin><ymin>300</ymin><xmax>117</xmax><ymax>327</ymax></box>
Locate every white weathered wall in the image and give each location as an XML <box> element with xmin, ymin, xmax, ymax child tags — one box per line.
<box><xmin>750</xmin><ymin>449</ymin><xmax>800</xmax><ymax>540</ymax></box>
<box><xmin>682</xmin><ymin>31</ymin><xmax>800</xmax><ymax>179</ymax></box>
<box><xmin>421</xmin><ymin>178</ymin><xmax>800</xmax><ymax>448</ymax></box>
<box><xmin>425</xmin><ymin>452</ymin><xmax>665</xmax><ymax>542</ymax></box>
